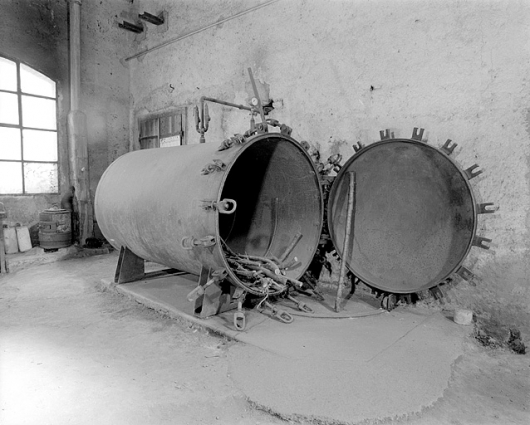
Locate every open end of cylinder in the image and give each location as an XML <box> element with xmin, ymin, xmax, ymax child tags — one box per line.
<box><xmin>219</xmin><ymin>135</ymin><xmax>322</xmax><ymax>280</ymax></box>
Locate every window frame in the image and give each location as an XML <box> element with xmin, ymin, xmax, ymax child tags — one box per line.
<box><xmin>138</xmin><ymin>107</ymin><xmax>187</xmax><ymax>150</ymax></box>
<box><xmin>0</xmin><ymin>54</ymin><xmax>59</xmax><ymax>196</ymax></box>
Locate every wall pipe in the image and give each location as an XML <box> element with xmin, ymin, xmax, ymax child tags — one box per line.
<box><xmin>201</xmin><ymin>97</ymin><xmax>252</xmax><ymax>113</ymax></box>
<box><xmin>68</xmin><ymin>0</ymin><xmax>93</xmax><ymax>245</ymax></box>
<box><xmin>69</xmin><ymin>0</ymin><xmax>81</xmax><ymax>110</ymax></box>
<box><xmin>125</xmin><ymin>0</ymin><xmax>281</xmax><ymax>62</ymax></box>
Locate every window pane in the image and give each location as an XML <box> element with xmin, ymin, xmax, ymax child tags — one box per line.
<box><xmin>139</xmin><ymin>136</ymin><xmax>158</xmax><ymax>150</ymax></box>
<box><xmin>0</xmin><ymin>161</ymin><xmax>23</xmax><ymax>194</ymax></box>
<box><xmin>160</xmin><ymin>114</ymin><xmax>181</xmax><ymax>137</ymax></box>
<box><xmin>139</xmin><ymin>119</ymin><xmax>158</xmax><ymax>137</ymax></box>
<box><xmin>0</xmin><ymin>92</ymin><xmax>19</xmax><ymax>125</ymax></box>
<box><xmin>23</xmin><ymin>129</ymin><xmax>57</xmax><ymax>161</ymax></box>
<box><xmin>20</xmin><ymin>64</ymin><xmax>56</xmax><ymax>98</ymax></box>
<box><xmin>0</xmin><ymin>58</ymin><xmax>17</xmax><ymax>91</ymax></box>
<box><xmin>0</xmin><ymin>127</ymin><xmax>21</xmax><ymax>160</ymax></box>
<box><xmin>24</xmin><ymin>162</ymin><xmax>58</xmax><ymax>193</ymax></box>
<box><xmin>21</xmin><ymin>96</ymin><xmax>56</xmax><ymax>130</ymax></box>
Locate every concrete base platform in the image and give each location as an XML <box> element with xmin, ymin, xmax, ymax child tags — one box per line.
<box><xmin>103</xmin><ymin>273</ymin><xmax>469</xmax><ymax>424</ymax></box>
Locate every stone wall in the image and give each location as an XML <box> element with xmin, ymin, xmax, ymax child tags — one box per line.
<box><xmin>0</xmin><ymin>0</ymin><xmax>131</xmax><ymax>231</ymax></box>
<box><xmin>127</xmin><ymin>0</ymin><xmax>530</xmax><ymax>335</ymax></box>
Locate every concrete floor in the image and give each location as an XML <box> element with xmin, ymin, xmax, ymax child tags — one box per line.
<box><xmin>1</xmin><ymin>252</ymin><xmax>529</xmax><ymax>425</ymax></box>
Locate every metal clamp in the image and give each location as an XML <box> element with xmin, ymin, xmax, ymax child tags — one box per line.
<box><xmin>379</xmin><ymin>129</ymin><xmax>393</xmax><ymax>141</ymax></box>
<box><xmin>259</xmin><ymin>301</ymin><xmax>294</xmax><ymax>324</ymax></box>
<box><xmin>381</xmin><ymin>294</ymin><xmax>397</xmax><ymax>311</ymax></box>
<box><xmin>328</xmin><ymin>153</ymin><xmax>342</xmax><ymax>165</ymax></box>
<box><xmin>201</xmin><ymin>199</ymin><xmax>237</xmax><ymax>214</ymax></box>
<box><xmin>411</xmin><ymin>127</ymin><xmax>425</xmax><ymax>141</ymax></box>
<box><xmin>287</xmin><ymin>295</ymin><xmax>313</xmax><ymax>313</ymax></box>
<box><xmin>472</xmin><ymin>235</ymin><xmax>492</xmax><ymax>250</ymax></box>
<box><xmin>186</xmin><ymin>269</ymin><xmax>227</xmax><ymax>302</ymax></box>
<box><xmin>265</xmin><ymin>119</ymin><xmax>293</xmax><ymax>137</ymax></box>
<box><xmin>441</xmin><ymin>139</ymin><xmax>457</xmax><ymax>155</ymax></box>
<box><xmin>181</xmin><ymin>235</ymin><xmax>216</xmax><ymax>250</ymax></box>
<box><xmin>456</xmin><ymin>266</ymin><xmax>476</xmax><ymax>286</ymax></box>
<box><xmin>477</xmin><ymin>203</ymin><xmax>496</xmax><ymax>214</ymax></box>
<box><xmin>464</xmin><ymin>164</ymin><xmax>483</xmax><ymax>180</ymax></box>
<box><xmin>201</xmin><ymin>159</ymin><xmax>226</xmax><ymax>175</ymax></box>
<box><xmin>280</xmin><ymin>124</ymin><xmax>292</xmax><ymax>136</ymax></box>
<box><xmin>218</xmin><ymin>134</ymin><xmax>246</xmax><ymax>151</ymax></box>
<box><xmin>233</xmin><ymin>299</ymin><xmax>246</xmax><ymax>331</ymax></box>
<box><xmin>430</xmin><ymin>286</ymin><xmax>444</xmax><ymax>300</ymax></box>
<box><xmin>353</xmin><ymin>141</ymin><xmax>365</xmax><ymax>152</ymax></box>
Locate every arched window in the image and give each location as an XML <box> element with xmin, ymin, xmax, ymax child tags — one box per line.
<box><xmin>0</xmin><ymin>56</ymin><xmax>58</xmax><ymax>194</ymax></box>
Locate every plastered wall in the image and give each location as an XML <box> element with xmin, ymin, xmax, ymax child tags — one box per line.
<box><xmin>128</xmin><ymin>0</ymin><xmax>530</xmax><ymax>334</ymax></box>
<box><xmin>80</xmin><ymin>0</ymin><xmax>132</xmax><ymax>197</ymax></box>
<box><xmin>0</xmin><ymin>0</ymin><xmax>131</xmax><ymax>228</ymax></box>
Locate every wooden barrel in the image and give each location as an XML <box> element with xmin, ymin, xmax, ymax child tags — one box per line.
<box><xmin>38</xmin><ymin>209</ymin><xmax>72</xmax><ymax>250</ymax></box>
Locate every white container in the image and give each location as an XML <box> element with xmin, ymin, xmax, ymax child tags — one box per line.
<box><xmin>16</xmin><ymin>225</ymin><xmax>32</xmax><ymax>252</ymax></box>
<box><xmin>454</xmin><ymin>309</ymin><xmax>474</xmax><ymax>326</ymax></box>
<box><xmin>3</xmin><ymin>226</ymin><xmax>19</xmax><ymax>254</ymax></box>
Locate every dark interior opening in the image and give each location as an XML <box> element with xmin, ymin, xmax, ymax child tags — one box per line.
<box><xmin>219</xmin><ymin>136</ymin><xmax>322</xmax><ymax>279</ymax></box>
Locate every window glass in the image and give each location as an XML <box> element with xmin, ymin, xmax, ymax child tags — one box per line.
<box><xmin>0</xmin><ymin>92</ymin><xmax>19</xmax><ymax>125</ymax></box>
<box><xmin>0</xmin><ymin>127</ymin><xmax>22</xmax><ymax>160</ymax></box>
<box><xmin>23</xmin><ymin>162</ymin><xmax>58</xmax><ymax>193</ymax></box>
<box><xmin>21</xmin><ymin>96</ymin><xmax>56</xmax><ymax>130</ymax></box>
<box><xmin>23</xmin><ymin>129</ymin><xmax>58</xmax><ymax>161</ymax></box>
<box><xmin>0</xmin><ymin>162</ymin><xmax>23</xmax><ymax>193</ymax></box>
<box><xmin>0</xmin><ymin>58</ymin><xmax>17</xmax><ymax>91</ymax></box>
<box><xmin>0</xmin><ymin>57</ymin><xmax>59</xmax><ymax>195</ymax></box>
<box><xmin>20</xmin><ymin>64</ymin><xmax>56</xmax><ymax>97</ymax></box>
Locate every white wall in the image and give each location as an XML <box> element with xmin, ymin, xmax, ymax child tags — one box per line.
<box><xmin>127</xmin><ymin>0</ymin><xmax>530</xmax><ymax>333</ymax></box>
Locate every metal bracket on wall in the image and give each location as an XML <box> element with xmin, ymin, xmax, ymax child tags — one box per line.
<box><xmin>139</xmin><ymin>12</ymin><xmax>165</xmax><ymax>25</ymax></box>
<box><xmin>119</xmin><ymin>21</ymin><xmax>144</xmax><ymax>33</ymax></box>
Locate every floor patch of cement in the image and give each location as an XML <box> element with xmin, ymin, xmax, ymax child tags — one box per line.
<box><xmin>228</xmin><ymin>311</ymin><xmax>466</xmax><ymax>424</ymax></box>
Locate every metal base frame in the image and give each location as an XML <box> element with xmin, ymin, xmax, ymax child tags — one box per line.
<box><xmin>114</xmin><ymin>247</ymin><xmax>238</xmax><ymax>319</ymax></box>
<box><xmin>114</xmin><ymin>246</ymin><xmax>187</xmax><ymax>284</ymax></box>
